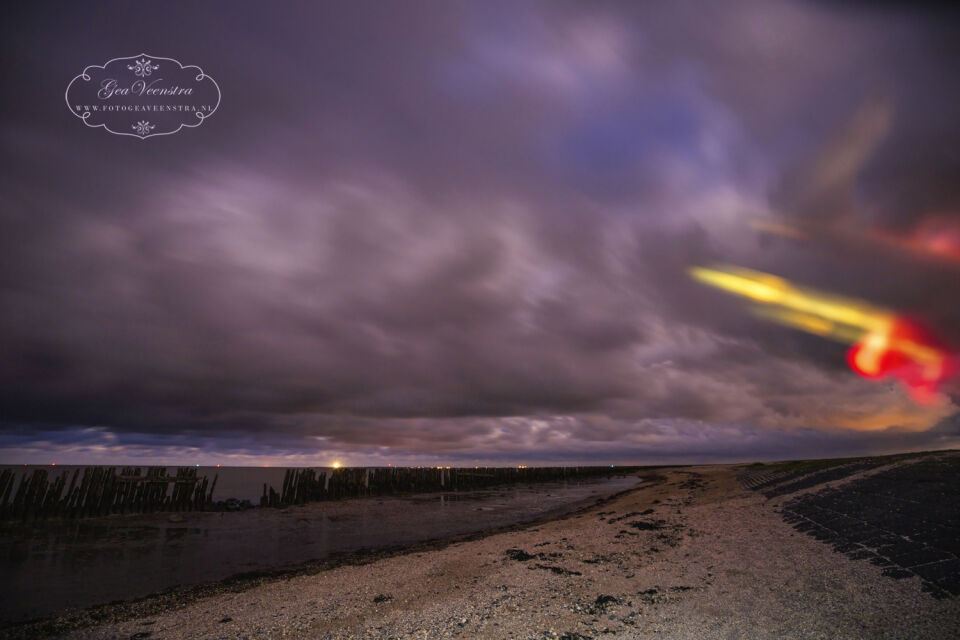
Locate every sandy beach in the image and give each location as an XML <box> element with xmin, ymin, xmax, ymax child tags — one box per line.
<box><xmin>6</xmin><ymin>452</ymin><xmax>955</xmax><ymax>640</ymax></box>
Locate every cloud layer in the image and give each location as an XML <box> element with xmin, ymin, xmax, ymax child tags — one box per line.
<box><xmin>1</xmin><ymin>1</ymin><xmax>958</xmax><ymax>464</ymax></box>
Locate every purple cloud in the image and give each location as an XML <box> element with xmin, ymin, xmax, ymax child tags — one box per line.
<box><xmin>1</xmin><ymin>1</ymin><xmax>958</xmax><ymax>464</ymax></box>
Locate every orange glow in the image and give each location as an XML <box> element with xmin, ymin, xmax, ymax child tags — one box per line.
<box><xmin>332</xmin><ymin>461</ymin><xmax>342</xmax><ymax>469</ymax></box>
<box><xmin>829</xmin><ymin>403</ymin><xmax>954</xmax><ymax>432</ymax></box>
<box><xmin>749</xmin><ymin>219</ymin><xmax>809</xmax><ymax>240</ymax></box>
<box><xmin>690</xmin><ymin>265</ymin><xmax>956</xmax><ymax>402</ymax></box>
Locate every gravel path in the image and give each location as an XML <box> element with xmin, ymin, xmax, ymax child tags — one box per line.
<box><xmin>42</xmin><ymin>458</ymin><xmax>960</xmax><ymax>640</ymax></box>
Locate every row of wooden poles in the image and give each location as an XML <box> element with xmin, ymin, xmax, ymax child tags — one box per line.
<box><xmin>268</xmin><ymin>465</ymin><xmax>638</xmax><ymax>507</ymax></box>
<box><xmin>0</xmin><ymin>466</ymin><xmax>216</xmax><ymax>522</ymax></box>
<box><xmin>0</xmin><ymin>465</ymin><xmax>638</xmax><ymax>520</ymax></box>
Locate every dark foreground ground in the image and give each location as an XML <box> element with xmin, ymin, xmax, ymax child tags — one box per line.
<box><xmin>747</xmin><ymin>454</ymin><xmax>960</xmax><ymax>598</ymax></box>
<box><xmin>3</xmin><ymin>450</ymin><xmax>959</xmax><ymax>639</ymax></box>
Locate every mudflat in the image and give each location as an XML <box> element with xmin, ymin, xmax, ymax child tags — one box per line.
<box><xmin>10</xmin><ymin>452</ymin><xmax>960</xmax><ymax>639</ymax></box>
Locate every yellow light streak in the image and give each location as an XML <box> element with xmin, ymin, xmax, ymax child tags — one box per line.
<box><xmin>689</xmin><ymin>265</ymin><xmax>946</xmax><ymax>374</ymax></box>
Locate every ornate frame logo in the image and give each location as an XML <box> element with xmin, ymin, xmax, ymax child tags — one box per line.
<box><xmin>65</xmin><ymin>53</ymin><xmax>221</xmax><ymax>139</ymax></box>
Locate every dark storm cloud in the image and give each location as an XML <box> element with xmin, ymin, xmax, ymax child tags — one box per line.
<box><xmin>0</xmin><ymin>0</ymin><xmax>958</xmax><ymax>464</ymax></box>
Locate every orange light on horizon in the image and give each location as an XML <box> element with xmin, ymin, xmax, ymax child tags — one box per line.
<box><xmin>332</xmin><ymin>461</ymin><xmax>342</xmax><ymax>469</ymax></box>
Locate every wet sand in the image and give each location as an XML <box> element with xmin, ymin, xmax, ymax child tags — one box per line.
<box><xmin>6</xmin><ymin>453</ymin><xmax>960</xmax><ymax>639</ymax></box>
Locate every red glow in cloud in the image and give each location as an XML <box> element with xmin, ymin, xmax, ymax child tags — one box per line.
<box><xmin>871</xmin><ymin>216</ymin><xmax>960</xmax><ymax>265</ymax></box>
<box><xmin>847</xmin><ymin>317</ymin><xmax>956</xmax><ymax>403</ymax></box>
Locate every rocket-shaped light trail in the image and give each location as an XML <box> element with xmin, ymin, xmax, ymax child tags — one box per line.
<box><xmin>689</xmin><ymin>265</ymin><xmax>956</xmax><ymax>403</ymax></box>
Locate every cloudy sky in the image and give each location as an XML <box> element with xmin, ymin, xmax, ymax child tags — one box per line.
<box><xmin>1</xmin><ymin>1</ymin><xmax>959</xmax><ymax>466</ymax></box>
